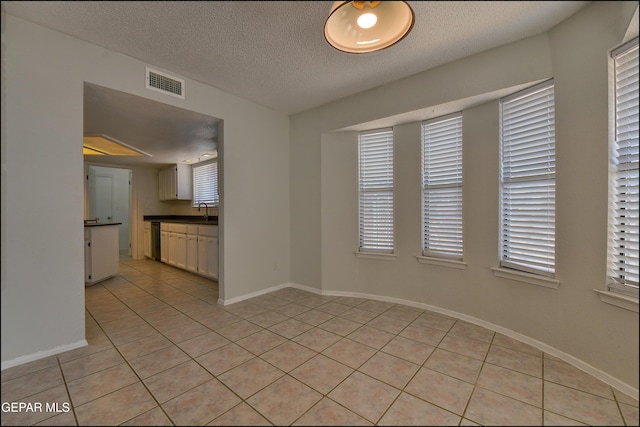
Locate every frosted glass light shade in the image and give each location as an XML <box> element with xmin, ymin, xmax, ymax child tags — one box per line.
<box><xmin>324</xmin><ymin>1</ymin><xmax>414</xmax><ymax>54</ymax></box>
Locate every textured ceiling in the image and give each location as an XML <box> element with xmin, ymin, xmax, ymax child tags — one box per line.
<box><xmin>3</xmin><ymin>1</ymin><xmax>591</xmax><ymax>166</ymax></box>
<box><xmin>4</xmin><ymin>1</ymin><xmax>590</xmax><ymax>115</ymax></box>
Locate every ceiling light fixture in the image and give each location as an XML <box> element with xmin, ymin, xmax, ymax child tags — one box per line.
<box><xmin>324</xmin><ymin>1</ymin><xmax>415</xmax><ymax>54</ymax></box>
<box><xmin>83</xmin><ymin>134</ymin><xmax>152</xmax><ymax>157</ymax></box>
<box><xmin>181</xmin><ymin>151</ymin><xmax>218</xmax><ymax>164</ymax></box>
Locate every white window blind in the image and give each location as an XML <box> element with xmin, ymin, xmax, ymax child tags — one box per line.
<box><xmin>359</xmin><ymin>128</ymin><xmax>394</xmax><ymax>253</ymax></box>
<box><xmin>422</xmin><ymin>113</ymin><xmax>463</xmax><ymax>259</ymax></box>
<box><xmin>609</xmin><ymin>38</ymin><xmax>639</xmax><ymax>295</ymax></box>
<box><xmin>192</xmin><ymin>159</ymin><xmax>219</xmax><ymax>206</ymax></box>
<box><xmin>499</xmin><ymin>80</ymin><xmax>556</xmax><ymax>276</ymax></box>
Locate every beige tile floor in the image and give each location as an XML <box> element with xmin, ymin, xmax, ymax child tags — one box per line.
<box><xmin>1</xmin><ymin>257</ymin><xmax>638</xmax><ymax>426</ymax></box>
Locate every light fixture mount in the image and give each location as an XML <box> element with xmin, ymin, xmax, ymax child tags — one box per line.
<box><xmin>324</xmin><ymin>1</ymin><xmax>414</xmax><ymax>54</ymax></box>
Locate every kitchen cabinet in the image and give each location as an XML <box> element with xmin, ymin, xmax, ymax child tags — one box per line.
<box><xmin>84</xmin><ymin>223</ymin><xmax>120</xmax><ymax>285</ymax></box>
<box><xmin>186</xmin><ymin>225</ymin><xmax>199</xmax><ymax>273</ymax></box>
<box><xmin>160</xmin><ymin>224</ymin><xmax>168</xmax><ymax>263</ymax></box>
<box><xmin>159</xmin><ymin>164</ymin><xmax>192</xmax><ymax>201</ymax></box>
<box><xmin>175</xmin><ymin>232</ymin><xmax>187</xmax><ymax>269</ymax></box>
<box><xmin>164</xmin><ymin>223</ymin><xmax>185</xmax><ymax>266</ymax></box>
<box><xmin>162</xmin><ymin>223</ymin><xmax>188</xmax><ymax>269</ymax></box>
<box><xmin>159</xmin><ymin>222</ymin><xmax>218</xmax><ymax>280</ymax></box>
<box><xmin>143</xmin><ymin>222</ymin><xmax>152</xmax><ymax>259</ymax></box>
<box><xmin>166</xmin><ymin>231</ymin><xmax>177</xmax><ymax>265</ymax></box>
<box><xmin>197</xmin><ymin>229</ymin><xmax>218</xmax><ymax>280</ymax></box>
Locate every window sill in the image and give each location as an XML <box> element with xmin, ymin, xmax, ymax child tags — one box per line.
<box><xmin>416</xmin><ymin>255</ymin><xmax>467</xmax><ymax>270</ymax></box>
<box><xmin>355</xmin><ymin>251</ymin><xmax>398</xmax><ymax>261</ymax></box>
<box><xmin>593</xmin><ymin>289</ymin><xmax>639</xmax><ymax>313</ymax></box>
<box><xmin>490</xmin><ymin>267</ymin><xmax>560</xmax><ymax>289</ymax></box>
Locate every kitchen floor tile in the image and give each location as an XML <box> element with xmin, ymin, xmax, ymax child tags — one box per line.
<box><xmin>177</xmin><ymin>331</ymin><xmax>231</xmax><ymax>358</ymax></box>
<box><xmin>291</xmin><ymin>327</ymin><xmax>343</xmax><ymax>352</ymax></box>
<box><xmin>246</xmin><ymin>375</ymin><xmax>323</xmax><ymax>426</ymax></box>
<box><xmin>543</xmin><ymin>381</ymin><xmax>624</xmax><ymax>425</ymax></box>
<box><xmin>217</xmin><ymin>357</ymin><xmax>284</xmax><ymax>399</ymax></box>
<box><xmin>380</xmin><ymin>335</ymin><xmax>435</xmax><ymax>365</ymax></box>
<box><xmin>476</xmin><ymin>362</ymin><xmax>542</xmax><ymax>407</ymax></box>
<box><xmin>347</xmin><ymin>324</ymin><xmax>395</xmax><ymax>350</ymax></box>
<box><xmin>207</xmin><ymin>402</ymin><xmax>272</xmax><ymax>426</ymax></box>
<box><xmin>1</xmin><ymin>365</ymin><xmax>64</xmax><ymax>402</ymax></box>
<box><xmin>289</xmin><ymin>354</ymin><xmax>354</xmax><ymax>394</ymax></box>
<box><xmin>424</xmin><ymin>348</ymin><xmax>483</xmax><ymax>384</ymax></box>
<box><xmin>128</xmin><ymin>345</ymin><xmax>190</xmax><ymax>379</ymax></box>
<box><xmin>195</xmin><ymin>343</ymin><xmax>254</xmax><ymax>376</ymax></box>
<box><xmin>120</xmin><ymin>406</ymin><xmax>174</xmax><ymax>426</ymax></box>
<box><xmin>162</xmin><ymin>378</ymin><xmax>242</xmax><ymax>425</ymax></box>
<box><xmin>485</xmin><ymin>344</ymin><xmax>543</xmax><ymax>378</ymax></box>
<box><xmin>267</xmin><ymin>318</ymin><xmax>314</xmax><ymax>339</ymax></box>
<box><xmin>3</xmin><ymin>257</ymin><xmax>635</xmax><ymax>427</ymax></box>
<box><xmin>378</xmin><ymin>392</ymin><xmax>461</xmax><ymax>426</ymax></box>
<box><xmin>465</xmin><ymin>387</ymin><xmax>542</xmax><ymax>425</ymax></box>
<box><xmin>327</xmin><ymin>371</ymin><xmax>400</xmax><ymax>424</ymax></box>
<box><xmin>66</xmin><ymin>362</ymin><xmax>139</xmax><ymax>406</ymax></box>
<box><xmin>321</xmin><ymin>338</ymin><xmax>377</xmax><ymax>369</ymax></box>
<box><xmin>292</xmin><ymin>397</ymin><xmax>373</xmax><ymax>426</ymax></box>
<box><xmin>404</xmin><ymin>367</ymin><xmax>474</xmax><ymax>415</ymax></box>
<box><xmin>60</xmin><ymin>347</ymin><xmax>125</xmax><ymax>382</ymax></box>
<box><xmin>143</xmin><ymin>360</ymin><xmax>213</xmax><ymax>403</ymax></box>
<box><xmin>260</xmin><ymin>341</ymin><xmax>317</xmax><ymax>372</ymax></box>
<box><xmin>74</xmin><ymin>382</ymin><xmax>156</xmax><ymax>426</ymax></box>
<box><xmin>358</xmin><ymin>351</ymin><xmax>420</xmax><ymax>389</ymax></box>
<box><xmin>544</xmin><ymin>358</ymin><xmax>614</xmax><ymax>399</ymax></box>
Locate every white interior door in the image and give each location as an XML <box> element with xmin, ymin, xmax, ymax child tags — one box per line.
<box><xmin>95</xmin><ymin>175</ymin><xmax>114</xmax><ymax>222</ymax></box>
<box><xmin>87</xmin><ymin>165</ymin><xmax>132</xmax><ymax>255</ymax></box>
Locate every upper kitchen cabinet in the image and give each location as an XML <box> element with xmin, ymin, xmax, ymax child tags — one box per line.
<box><xmin>159</xmin><ymin>164</ymin><xmax>192</xmax><ymax>201</ymax></box>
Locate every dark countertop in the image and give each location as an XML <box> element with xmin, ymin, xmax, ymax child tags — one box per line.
<box><xmin>143</xmin><ymin>215</ymin><xmax>218</xmax><ymax>225</ymax></box>
<box><xmin>84</xmin><ymin>221</ymin><xmax>122</xmax><ymax>227</ymax></box>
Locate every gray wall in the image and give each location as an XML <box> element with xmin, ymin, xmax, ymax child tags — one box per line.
<box><xmin>290</xmin><ymin>1</ymin><xmax>639</xmax><ymax>392</ymax></box>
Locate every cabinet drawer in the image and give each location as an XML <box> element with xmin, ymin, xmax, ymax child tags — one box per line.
<box><xmin>187</xmin><ymin>225</ymin><xmax>199</xmax><ymax>235</ymax></box>
<box><xmin>167</xmin><ymin>223</ymin><xmax>187</xmax><ymax>233</ymax></box>
<box><xmin>198</xmin><ymin>225</ymin><xmax>218</xmax><ymax>237</ymax></box>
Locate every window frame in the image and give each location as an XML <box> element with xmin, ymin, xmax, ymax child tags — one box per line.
<box><xmin>607</xmin><ymin>37</ymin><xmax>639</xmax><ymax>299</ymax></box>
<box><xmin>498</xmin><ymin>79</ymin><xmax>556</xmax><ymax>278</ymax></box>
<box><xmin>192</xmin><ymin>158</ymin><xmax>219</xmax><ymax>207</ymax></box>
<box><xmin>358</xmin><ymin>128</ymin><xmax>395</xmax><ymax>254</ymax></box>
<box><xmin>421</xmin><ymin>112</ymin><xmax>464</xmax><ymax>261</ymax></box>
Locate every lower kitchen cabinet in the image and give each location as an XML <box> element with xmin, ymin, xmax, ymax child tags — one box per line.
<box><xmin>174</xmin><ymin>232</ymin><xmax>187</xmax><ymax>269</ymax></box>
<box><xmin>186</xmin><ymin>226</ymin><xmax>199</xmax><ymax>273</ymax></box>
<box><xmin>84</xmin><ymin>223</ymin><xmax>120</xmax><ymax>286</ymax></box>
<box><xmin>197</xmin><ymin>235</ymin><xmax>218</xmax><ymax>279</ymax></box>
<box><xmin>143</xmin><ymin>222</ymin><xmax>152</xmax><ymax>259</ymax></box>
<box><xmin>160</xmin><ymin>229</ymin><xmax>168</xmax><ymax>263</ymax></box>
<box><xmin>160</xmin><ymin>222</ymin><xmax>218</xmax><ymax>280</ymax></box>
<box><xmin>166</xmin><ymin>230</ymin><xmax>177</xmax><ymax>265</ymax></box>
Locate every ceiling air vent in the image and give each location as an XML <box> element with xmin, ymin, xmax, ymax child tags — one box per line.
<box><xmin>145</xmin><ymin>67</ymin><xmax>185</xmax><ymax>99</ymax></box>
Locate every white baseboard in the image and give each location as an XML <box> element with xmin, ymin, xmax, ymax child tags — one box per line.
<box><xmin>1</xmin><ymin>339</ymin><xmax>88</xmax><ymax>371</ymax></box>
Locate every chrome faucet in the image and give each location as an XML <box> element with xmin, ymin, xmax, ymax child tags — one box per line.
<box><xmin>197</xmin><ymin>202</ymin><xmax>209</xmax><ymax>221</ymax></box>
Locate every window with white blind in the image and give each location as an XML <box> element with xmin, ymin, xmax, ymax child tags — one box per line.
<box><xmin>192</xmin><ymin>159</ymin><xmax>219</xmax><ymax>207</ymax></box>
<box><xmin>359</xmin><ymin>128</ymin><xmax>394</xmax><ymax>253</ymax></box>
<box><xmin>608</xmin><ymin>38</ymin><xmax>639</xmax><ymax>298</ymax></box>
<box><xmin>422</xmin><ymin>113</ymin><xmax>463</xmax><ymax>260</ymax></box>
<box><xmin>499</xmin><ymin>80</ymin><xmax>556</xmax><ymax>276</ymax></box>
